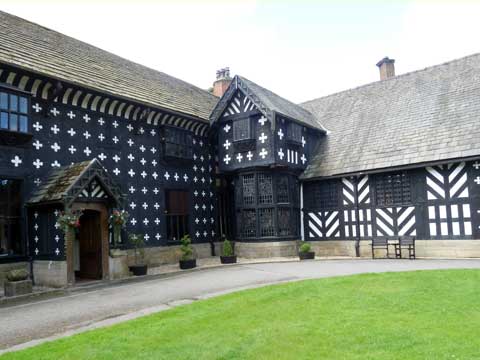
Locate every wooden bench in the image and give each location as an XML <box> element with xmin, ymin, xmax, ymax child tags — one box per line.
<box><xmin>394</xmin><ymin>236</ymin><xmax>416</xmax><ymax>259</ymax></box>
<box><xmin>371</xmin><ymin>238</ymin><xmax>393</xmax><ymax>259</ymax></box>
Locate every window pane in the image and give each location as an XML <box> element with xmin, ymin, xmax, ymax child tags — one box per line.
<box><xmin>0</xmin><ymin>93</ymin><xmax>7</xmax><ymax>110</ymax></box>
<box><xmin>259</xmin><ymin>208</ymin><xmax>275</xmax><ymax>237</ymax></box>
<box><xmin>258</xmin><ymin>173</ymin><xmax>273</xmax><ymax>204</ymax></box>
<box><xmin>9</xmin><ymin>114</ymin><xmax>18</xmax><ymax>131</ymax></box>
<box><xmin>19</xmin><ymin>97</ymin><xmax>28</xmax><ymax>114</ymax></box>
<box><xmin>233</xmin><ymin>118</ymin><xmax>250</xmax><ymax>141</ymax></box>
<box><xmin>9</xmin><ymin>94</ymin><xmax>18</xmax><ymax>112</ymax></box>
<box><xmin>0</xmin><ymin>112</ymin><xmax>8</xmax><ymax>129</ymax></box>
<box><xmin>19</xmin><ymin>115</ymin><xmax>28</xmax><ymax>132</ymax></box>
<box><xmin>242</xmin><ymin>174</ymin><xmax>256</xmax><ymax>205</ymax></box>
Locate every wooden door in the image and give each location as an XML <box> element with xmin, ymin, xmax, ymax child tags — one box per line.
<box><xmin>78</xmin><ymin>210</ymin><xmax>102</xmax><ymax>279</ymax></box>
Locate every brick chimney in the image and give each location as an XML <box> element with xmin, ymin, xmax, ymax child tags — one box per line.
<box><xmin>213</xmin><ymin>67</ymin><xmax>232</xmax><ymax>97</ymax></box>
<box><xmin>376</xmin><ymin>57</ymin><xmax>395</xmax><ymax>80</ymax></box>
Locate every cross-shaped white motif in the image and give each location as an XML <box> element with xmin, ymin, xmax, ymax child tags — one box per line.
<box><xmin>98</xmin><ymin>117</ymin><xmax>105</xmax><ymax>126</ymax></box>
<box><xmin>193</xmin><ymin>176</ymin><xmax>198</xmax><ymax>183</ymax></box>
<box><xmin>138</xmin><ymin>127</ymin><xmax>145</xmax><ymax>134</ymax></box>
<box><xmin>258</xmin><ymin>116</ymin><xmax>267</xmax><ymax>126</ymax></box>
<box><xmin>143</xmin><ymin>218</ymin><xmax>149</xmax><ymax>226</ymax></box>
<box><xmin>67</xmin><ymin>128</ymin><xmax>76</xmax><ymax>137</ymax></box>
<box><xmin>35</xmin><ymin>248</ymin><xmax>39</xmax><ymax>255</ymax></box>
<box><xmin>200</xmin><ymin>166</ymin><xmax>205</xmax><ymax>173</ymax></box>
<box><xmin>67</xmin><ymin>111</ymin><xmax>75</xmax><ymax>119</ymax></box>
<box><xmin>129</xmin><ymin>169</ymin><xmax>136</xmax><ymax>178</ymax></box>
<box><xmin>34</xmin><ymin>212</ymin><xmax>39</xmax><ymax>219</ymax></box>
<box><xmin>142</xmin><ymin>202</ymin><xmax>148</xmax><ymax>210</ymax></box>
<box><xmin>246</xmin><ymin>151</ymin><xmax>253</xmax><ymax>161</ymax></box>
<box><xmin>32</xmin><ymin>103</ymin><xmax>42</xmax><ymax>113</ymax></box>
<box><xmin>202</xmin><ymin>204</ymin><xmax>206</xmax><ymax>210</ymax></box>
<box><xmin>129</xmin><ymin>202</ymin><xmax>137</xmax><ymax>209</ymax></box>
<box><xmin>54</xmin><ymin>221</ymin><xmax>61</xmax><ymax>229</ymax></box>
<box><xmin>113</xmin><ymin>168</ymin><xmax>120</xmax><ymax>176</ymax></box>
<box><xmin>212</xmin><ymin>230</ymin><xmax>216</xmax><ymax>236</ymax></box>
<box><xmin>193</xmin><ymin>139</ymin><xmax>196</xmax><ymax>145</ymax></box>
<box><xmin>34</xmin><ymin>224</ymin><xmax>39</xmax><ymax>232</ymax></box>
<box><xmin>174</xmin><ymin>173</ymin><xmax>179</xmax><ymax>181</ymax></box>
<box><xmin>98</xmin><ymin>133</ymin><xmax>105</xmax><ymax>142</ymax></box>
<box><xmin>224</xmin><ymin>154</ymin><xmax>231</xmax><ymax>164</ymax></box>
<box><xmin>195</xmin><ymin>218</ymin><xmax>200</xmax><ymax>224</ymax></box>
<box><xmin>55</xmin><ymin>235</ymin><xmax>60</xmax><ymax>243</ymax></box>
<box><xmin>223</xmin><ymin>140</ymin><xmax>231</xmax><ymax>150</ymax></box>
<box><xmin>278</xmin><ymin>148</ymin><xmax>285</xmax><ymax>160</ymax></box>
<box><xmin>193</xmin><ymin>165</ymin><xmax>198</xmax><ymax>172</ymax></box>
<box><xmin>141</xmin><ymin>187</ymin><xmax>148</xmax><ymax>194</ymax></box>
<box><xmin>50</xmin><ymin>107</ymin><xmax>60</xmax><ymax>116</ymax></box>
<box><xmin>194</xmin><ymin>190</ymin><xmax>198</xmax><ymax>197</ymax></box>
<box><xmin>140</xmin><ymin>171</ymin><xmax>147</xmax><ymax>178</ymax></box>
<box><xmin>51</xmin><ymin>160</ymin><xmax>61</xmax><ymax>167</ymax></box>
<box><xmin>193</xmin><ymin>154</ymin><xmax>197</xmax><ymax>160</ymax></box>
<box><xmin>128</xmin><ymin>154</ymin><xmax>135</xmax><ymax>162</ymax></box>
<box><xmin>51</xmin><ymin>142</ymin><xmax>61</xmax><ymax>152</ymax></box>
<box><xmin>473</xmin><ymin>162</ymin><xmax>480</xmax><ymax>170</ymax></box>
<box><xmin>164</xmin><ymin>172</ymin><xmax>170</xmax><ymax>180</ymax></box>
<box><xmin>152</xmin><ymin>159</ymin><xmax>157</xmax><ymax>167</ymax></box>
<box><xmin>33</xmin><ymin>140</ymin><xmax>43</xmax><ymax>150</ymax></box>
<box><xmin>199</xmin><ymin>140</ymin><xmax>204</xmax><ymax>147</ymax></box>
<box><xmin>236</xmin><ymin>153</ymin><xmax>243</xmax><ymax>162</ymax></box>
<box><xmin>112</xmin><ymin>136</ymin><xmax>119</xmax><ymax>144</ymax></box>
<box><xmin>155</xmin><ymin>233</ymin><xmax>161</xmax><ymax>240</ymax></box>
<box><xmin>203</xmin><ymin>218</ymin><xmax>207</xmax><ymax>224</ymax></box>
<box><xmin>201</xmin><ymin>177</ymin><xmax>206</xmax><ymax>184</ymax></box>
<box><xmin>154</xmin><ymin>218</ymin><xmax>161</xmax><ymax>225</ymax></box>
<box><xmin>200</xmin><ymin>155</ymin><xmax>204</xmax><ymax>162</ymax></box>
<box><xmin>301</xmin><ymin>154</ymin><xmax>307</xmax><ymax>164</ymax></box>
<box><xmin>277</xmin><ymin>128</ymin><xmax>284</xmax><ymax>140</ymax></box>
<box><xmin>153</xmin><ymin>188</ymin><xmax>159</xmax><ymax>194</ymax></box>
<box><xmin>83</xmin><ymin>131</ymin><xmax>91</xmax><ymax>139</ymax></box>
<box><xmin>55</xmin><ymin>248</ymin><xmax>60</xmax><ymax>256</ymax></box>
<box><xmin>127</xmin><ymin>138</ymin><xmax>134</xmax><ymax>147</ymax></box>
<box><xmin>139</xmin><ymin>145</ymin><xmax>146</xmax><ymax>152</ymax></box>
<box><xmin>150</xmin><ymin>129</ymin><xmax>156</xmax><ymax>136</ymax></box>
<box><xmin>50</xmin><ymin>125</ymin><xmax>60</xmax><ymax>135</ymax></box>
<box><xmin>259</xmin><ymin>148</ymin><xmax>268</xmax><ymax>159</ymax></box>
<box><xmin>130</xmin><ymin>218</ymin><xmax>137</xmax><ymax>225</ymax></box>
<box><xmin>150</xmin><ymin>147</ymin><xmax>157</xmax><ymax>154</ymax></box>
<box><xmin>301</xmin><ymin>136</ymin><xmax>306</xmax><ymax>147</ymax></box>
<box><xmin>194</xmin><ymin>204</ymin><xmax>199</xmax><ymax>211</ymax></box>
<box><xmin>34</xmin><ymin>178</ymin><xmax>42</xmax><ymax>186</ymax></box>
<box><xmin>154</xmin><ymin>202</ymin><xmax>160</xmax><ymax>210</ymax></box>
<box><xmin>140</xmin><ymin>158</ymin><xmax>146</xmax><ymax>166</ymax></box>
<box><xmin>183</xmin><ymin>174</ymin><xmax>189</xmax><ymax>182</ymax></box>
<box><xmin>33</xmin><ymin>122</ymin><xmax>43</xmax><ymax>132</ymax></box>
<box><xmin>203</xmin><ymin>231</ymin><xmax>207</xmax><ymax>238</ymax></box>
<box><xmin>98</xmin><ymin>153</ymin><xmax>107</xmax><ymax>161</ymax></box>
<box><xmin>83</xmin><ymin>114</ymin><xmax>91</xmax><ymax>123</ymax></box>
<box><xmin>223</xmin><ymin>124</ymin><xmax>231</xmax><ymax>133</ymax></box>
<box><xmin>210</xmin><ymin>192</ymin><xmax>213</xmax><ymax>197</ymax></box>
<box><xmin>129</xmin><ymin>186</ymin><xmax>136</xmax><ymax>193</ymax></box>
<box><xmin>211</xmin><ymin>217</ymin><xmax>214</xmax><ymax>223</ymax></box>
<box><xmin>195</xmin><ymin>231</ymin><xmax>200</xmax><ymax>238</ymax></box>
<box><xmin>127</xmin><ymin>124</ymin><xmax>134</xmax><ymax>132</ymax></box>
<box><xmin>84</xmin><ymin>147</ymin><xmax>92</xmax><ymax>156</ymax></box>
<box><xmin>112</xmin><ymin>121</ymin><xmax>119</xmax><ymax>128</ymax></box>
<box><xmin>34</xmin><ymin>236</ymin><xmax>39</xmax><ymax>243</ymax></box>
<box><xmin>112</xmin><ymin>155</ymin><xmax>120</xmax><ymax>162</ymax></box>
<box><xmin>33</xmin><ymin>159</ymin><xmax>43</xmax><ymax>169</ymax></box>
<box><xmin>259</xmin><ymin>133</ymin><xmax>268</xmax><ymax>143</ymax></box>
<box><xmin>152</xmin><ymin>172</ymin><xmax>158</xmax><ymax>180</ymax></box>
<box><xmin>68</xmin><ymin>145</ymin><xmax>77</xmax><ymax>154</ymax></box>
<box><xmin>474</xmin><ymin>176</ymin><xmax>480</xmax><ymax>185</ymax></box>
<box><xmin>54</xmin><ymin>209</ymin><xmax>60</xmax><ymax>217</ymax></box>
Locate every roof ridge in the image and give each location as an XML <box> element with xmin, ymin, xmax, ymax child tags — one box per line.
<box><xmin>300</xmin><ymin>52</ymin><xmax>480</xmax><ymax>106</ymax></box>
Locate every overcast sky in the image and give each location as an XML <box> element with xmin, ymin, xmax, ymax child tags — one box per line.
<box><xmin>2</xmin><ymin>1</ymin><xmax>480</xmax><ymax>103</ymax></box>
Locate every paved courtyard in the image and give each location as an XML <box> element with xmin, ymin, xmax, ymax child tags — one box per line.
<box><xmin>1</xmin><ymin>259</ymin><xmax>480</xmax><ymax>353</ymax></box>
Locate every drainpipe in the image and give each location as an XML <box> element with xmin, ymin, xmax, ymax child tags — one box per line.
<box><xmin>300</xmin><ymin>182</ymin><xmax>305</xmax><ymax>241</ymax></box>
<box><xmin>353</xmin><ymin>177</ymin><xmax>361</xmax><ymax>257</ymax></box>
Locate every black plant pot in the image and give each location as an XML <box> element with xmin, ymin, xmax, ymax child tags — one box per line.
<box><xmin>179</xmin><ymin>259</ymin><xmax>197</xmax><ymax>270</ymax></box>
<box><xmin>220</xmin><ymin>255</ymin><xmax>237</xmax><ymax>264</ymax></box>
<box><xmin>299</xmin><ymin>251</ymin><xmax>315</xmax><ymax>260</ymax></box>
<box><xmin>129</xmin><ymin>265</ymin><xmax>148</xmax><ymax>276</ymax></box>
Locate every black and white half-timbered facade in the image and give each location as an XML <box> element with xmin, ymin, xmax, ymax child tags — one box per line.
<box><xmin>1</xmin><ymin>11</ymin><xmax>480</xmax><ymax>286</ymax></box>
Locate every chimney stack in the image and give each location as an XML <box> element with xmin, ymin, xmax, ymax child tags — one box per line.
<box><xmin>376</xmin><ymin>57</ymin><xmax>395</xmax><ymax>80</ymax></box>
<box><xmin>213</xmin><ymin>67</ymin><xmax>232</xmax><ymax>97</ymax></box>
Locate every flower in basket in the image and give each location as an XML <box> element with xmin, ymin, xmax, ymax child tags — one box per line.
<box><xmin>109</xmin><ymin>209</ymin><xmax>129</xmax><ymax>227</ymax></box>
<box><xmin>57</xmin><ymin>210</ymin><xmax>83</xmax><ymax>233</ymax></box>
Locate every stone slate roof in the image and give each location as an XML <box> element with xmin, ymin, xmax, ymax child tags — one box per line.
<box><xmin>28</xmin><ymin>159</ymin><xmax>124</xmax><ymax>206</ymax></box>
<box><xmin>238</xmin><ymin>76</ymin><xmax>326</xmax><ymax>131</ymax></box>
<box><xmin>0</xmin><ymin>11</ymin><xmax>218</xmax><ymax>121</ymax></box>
<box><xmin>300</xmin><ymin>53</ymin><xmax>480</xmax><ymax>179</ymax></box>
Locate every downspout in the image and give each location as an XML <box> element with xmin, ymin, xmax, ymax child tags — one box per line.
<box><xmin>300</xmin><ymin>182</ymin><xmax>305</xmax><ymax>241</ymax></box>
<box><xmin>353</xmin><ymin>177</ymin><xmax>361</xmax><ymax>257</ymax></box>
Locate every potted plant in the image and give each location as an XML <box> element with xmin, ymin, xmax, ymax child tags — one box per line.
<box><xmin>220</xmin><ymin>237</ymin><xmax>237</xmax><ymax>264</ymax></box>
<box><xmin>299</xmin><ymin>241</ymin><xmax>315</xmax><ymax>260</ymax></box>
<box><xmin>4</xmin><ymin>269</ymin><xmax>32</xmax><ymax>297</ymax></box>
<box><xmin>179</xmin><ymin>234</ymin><xmax>196</xmax><ymax>269</ymax></box>
<box><xmin>128</xmin><ymin>233</ymin><xmax>148</xmax><ymax>276</ymax></box>
<box><xmin>109</xmin><ymin>209</ymin><xmax>129</xmax><ymax>248</ymax></box>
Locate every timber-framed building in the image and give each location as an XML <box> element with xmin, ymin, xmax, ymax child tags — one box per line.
<box><xmin>0</xmin><ymin>11</ymin><xmax>479</xmax><ymax>287</ymax></box>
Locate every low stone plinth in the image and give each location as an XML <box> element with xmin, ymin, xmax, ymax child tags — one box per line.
<box><xmin>4</xmin><ymin>279</ymin><xmax>33</xmax><ymax>297</ymax></box>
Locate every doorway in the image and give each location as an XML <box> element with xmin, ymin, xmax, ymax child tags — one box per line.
<box><xmin>76</xmin><ymin>209</ymin><xmax>103</xmax><ymax>280</ymax></box>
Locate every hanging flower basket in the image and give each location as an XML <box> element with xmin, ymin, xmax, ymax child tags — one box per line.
<box><xmin>109</xmin><ymin>209</ymin><xmax>129</xmax><ymax>247</ymax></box>
<box><xmin>57</xmin><ymin>210</ymin><xmax>83</xmax><ymax>234</ymax></box>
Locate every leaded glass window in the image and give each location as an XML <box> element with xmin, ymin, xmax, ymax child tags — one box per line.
<box><xmin>164</xmin><ymin>127</ymin><xmax>193</xmax><ymax>159</ymax></box>
<box><xmin>277</xmin><ymin>175</ymin><xmax>289</xmax><ymax>203</ymax></box>
<box><xmin>287</xmin><ymin>122</ymin><xmax>302</xmax><ymax>143</ymax></box>
<box><xmin>258</xmin><ymin>174</ymin><xmax>273</xmax><ymax>204</ymax></box>
<box><xmin>241</xmin><ymin>210</ymin><xmax>256</xmax><ymax>238</ymax></box>
<box><xmin>375</xmin><ymin>172</ymin><xmax>411</xmax><ymax>206</ymax></box>
<box><xmin>233</xmin><ymin>118</ymin><xmax>251</xmax><ymax>141</ymax></box>
<box><xmin>242</xmin><ymin>174</ymin><xmax>255</xmax><ymax>205</ymax></box>
<box><xmin>0</xmin><ymin>179</ymin><xmax>23</xmax><ymax>257</ymax></box>
<box><xmin>306</xmin><ymin>180</ymin><xmax>338</xmax><ymax>209</ymax></box>
<box><xmin>259</xmin><ymin>208</ymin><xmax>275</xmax><ymax>237</ymax></box>
<box><xmin>277</xmin><ymin>208</ymin><xmax>291</xmax><ymax>236</ymax></box>
<box><xmin>0</xmin><ymin>90</ymin><xmax>29</xmax><ymax>133</ymax></box>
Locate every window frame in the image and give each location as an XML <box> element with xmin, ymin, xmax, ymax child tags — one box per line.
<box><xmin>232</xmin><ymin>117</ymin><xmax>252</xmax><ymax>142</ymax></box>
<box><xmin>286</xmin><ymin>121</ymin><xmax>302</xmax><ymax>144</ymax></box>
<box><xmin>374</xmin><ymin>171</ymin><xmax>412</xmax><ymax>207</ymax></box>
<box><xmin>0</xmin><ymin>85</ymin><xmax>30</xmax><ymax>134</ymax></box>
<box><xmin>0</xmin><ymin>178</ymin><xmax>25</xmax><ymax>260</ymax></box>
<box><xmin>163</xmin><ymin>125</ymin><xmax>193</xmax><ymax>160</ymax></box>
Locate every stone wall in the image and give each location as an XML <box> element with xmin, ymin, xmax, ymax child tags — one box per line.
<box><xmin>0</xmin><ymin>262</ymin><xmax>29</xmax><ymax>287</ymax></box>
<box><xmin>33</xmin><ymin>260</ymin><xmax>68</xmax><ymax>288</ymax></box>
<box><xmin>235</xmin><ymin>241</ymin><xmax>298</xmax><ymax>258</ymax></box>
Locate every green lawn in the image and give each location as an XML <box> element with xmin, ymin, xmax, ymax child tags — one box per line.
<box><xmin>3</xmin><ymin>270</ymin><xmax>480</xmax><ymax>360</ymax></box>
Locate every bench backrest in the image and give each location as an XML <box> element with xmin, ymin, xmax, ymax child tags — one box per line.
<box><xmin>372</xmin><ymin>238</ymin><xmax>390</xmax><ymax>246</ymax></box>
<box><xmin>399</xmin><ymin>236</ymin><xmax>415</xmax><ymax>245</ymax></box>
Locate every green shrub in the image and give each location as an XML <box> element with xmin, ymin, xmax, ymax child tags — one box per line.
<box><xmin>128</xmin><ymin>233</ymin><xmax>145</xmax><ymax>265</ymax></box>
<box><xmin>180</xmin><ymin>234</ymin><xmax>194</xmax><ymax>261</ymax></box>
<box><xmin>299</xmin><ymin>242</ymin><xmax>312</xmax><ymax>254</ymax></box>
<box><xmin>222</xmin><ymin>238</ymin><xmax>234</xmax><ymax>257</ymax></box>
<box><xmin>6</xmin><ymin>269</ymin><xmax>29</xmax><ymax>282</ymax></box>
